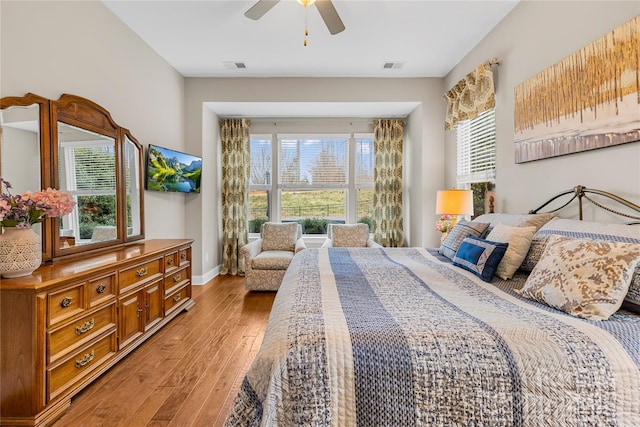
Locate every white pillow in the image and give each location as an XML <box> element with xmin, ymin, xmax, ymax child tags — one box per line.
<box><xmin>486</xmin><ymin>223</ymin><xmax>536</xmax><ymax>280</ymax></box>
<box><xmin>519</xmin><ymin>235</ymin><xmax>640</xmax><ymax>320</ymax></box>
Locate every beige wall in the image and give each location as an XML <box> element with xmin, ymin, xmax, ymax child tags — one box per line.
<box><xmin>444</xmin><ymin>1</ymin><xmax>640</xmax><ymax>219</ymax></box>
<box><xmin>1</xmin><ymin>1</ymin><xmax>188</xmax><ymax>266</ymax></box>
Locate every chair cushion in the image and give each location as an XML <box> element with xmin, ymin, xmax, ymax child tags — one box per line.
<box><xmin>261</xmin><ymin>222</ymin><xmax>299</xmax><ymax>252</ymax></box>
<box><xmin>251</xmin><ymin>251</ymin><xmax>295</xmax><ymax>270</ymax></box>
<box><xmin>331</xmin><ymin>224</ymin><xmax>369</xmax><ymax>247</ymax></box>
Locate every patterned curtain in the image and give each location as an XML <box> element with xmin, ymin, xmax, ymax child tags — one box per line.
<box><xmin>444</xmin><ymin>61</ymin><xmax>496</xmax><ymax>131</ymax></box>
<box><xmin>220</xmin><ymin>118</ymin><xmax>250</xmax><ymax>275</ymax></box>
<box><xmin>373</xmin><ymin>119</ymin><xmax>404</xmax><ymax>247</ymax></box>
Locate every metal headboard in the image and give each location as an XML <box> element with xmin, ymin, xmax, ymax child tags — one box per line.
<box><xmin>529</xmin><ymin>185</ymin><xmax>640</xmax><ymax>224</ymax></box>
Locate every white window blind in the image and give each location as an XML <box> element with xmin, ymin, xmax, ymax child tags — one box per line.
<box><xmin>354</xmin><ymin>135</ymin><xmax>374</xmax><ymax>188</ymax></box>
<box><xmin>278</xmin><ymin>135</ymin><xmax>348</xmax><ymax>188</ymax></box>
<box><xmin>456</xmin><ymin>108</ymin><xmax>496</xmax><ymax>184</ymax></box>
<box><xmin>249</xmin><ymin>136</ymin><xmax>272</xmax><ymax>186</ymax></box>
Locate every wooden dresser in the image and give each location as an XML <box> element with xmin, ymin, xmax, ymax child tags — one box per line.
<box><xmin>0</xmin><ymin>239</ymin><xmax>195</xmax><ymax>427</ymax></box>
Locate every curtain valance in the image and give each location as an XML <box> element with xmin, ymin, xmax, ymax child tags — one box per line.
<box><xmin>444</xmin><ymin>60</ymin><xmax>497</xmax><ymax>131</ymax></box>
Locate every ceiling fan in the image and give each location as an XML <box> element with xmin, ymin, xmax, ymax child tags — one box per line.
<box><xmin>244</xmin><ymin>0</ymin><xmax>346</xmax><ymax>37</ymax></box>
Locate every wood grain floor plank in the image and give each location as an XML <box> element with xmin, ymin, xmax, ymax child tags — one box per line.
<box><xmin>52</xmin><ymin>275</ymin><xmax>275</xmax><ymax>427</ymax></box>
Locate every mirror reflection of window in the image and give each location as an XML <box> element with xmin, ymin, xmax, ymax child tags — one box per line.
<box><xmin>57</xmin><ymin>123</ymin><xmax>116</xmax><ymax>247</ymax></box>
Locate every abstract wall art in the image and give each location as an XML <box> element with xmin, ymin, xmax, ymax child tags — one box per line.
<box><xmin>514</xmin><ymin>16</ymin><xmax>639</xmax><ymax>163</ymax></box>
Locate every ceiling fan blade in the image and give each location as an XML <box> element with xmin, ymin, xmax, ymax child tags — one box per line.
<box><xmin>315</xmin><ymin>0</ymin><xmax>345</xmax><ymax>35</ymax></box>
<box><xmin>244</xmin><ymin>0</ymin><xmax>280</xmax><ymax>20</ymax></box>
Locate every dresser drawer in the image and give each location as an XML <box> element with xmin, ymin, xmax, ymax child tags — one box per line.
<box><xmin>48</xmin><ymin>332</ymin><xmax>117</xmax><ymax>400</ymax></box>
<box><xmin>164</xmin><ymin>251</ymin><xmax>179</xmax><ymax>273</ymax></box>
<box><xmin>48</xmin><ymin>303</ymin><xmax>117</xmax><ymax>364</ymax></box>
<box><xmin>119</xmin><ymin>257</ymin><xmax>163</xmax><ymax>295</ymax></box>
<box><xmin>88</xmin><ymin>273</ymin><xmax>116</xmax><ymax>308</ymax></box>
<box><xmin>48</xmin><ymin>283</ymin><xmax>85</xmax><ymax>327</ymax></box>
<box><xmin>178</xmin><ymin>248</ymin><xmax>190</xmax><ymax>266</ymax></box>
<box><xmin>164</xmin><ymin>265</ymin><xmax>190</xmax><ymax>295</ymax></box>
<box><xmin>164</xmin><ymin>284</ymin><xmax>191</xmax><ymax>317</ymax></box>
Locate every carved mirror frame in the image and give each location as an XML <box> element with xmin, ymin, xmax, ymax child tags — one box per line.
<box><xmin>1</xmin><ymin>93</ymin><xmax>145</xmax><ymax>261</ymax></box>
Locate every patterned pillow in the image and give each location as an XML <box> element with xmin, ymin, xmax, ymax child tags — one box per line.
<box><xmin>452</xmin><ymin>236</ymin><xmax>508</xmax><ymax>282</ymax></box>
<box><xmin>519</xmin><ymin>235</ymin><xmax>640</xmax><ymax>320</ymax></box>
<box><xmin>486</xmin><ymin>223</ymin><xmax>536</xmax><ymax>280</ymax></box>
<box><xmin>438</xmin><ymin>220</ymin><xmax>490</xmax><ymax>261</ymax></box>
<box><xmin>473</xmin><ymin>212</ymin><xmax>556</xmax><ymax>232</ymax></box>
<box><xmin>331</xmin><ymin>224</ymin><xmax>370</xmax><ymax>247</ymax></box>
<box><xmin>519</xmin><ymin>218</ymin><xmax>640</xmax><ymax>313</ymax></box>
<box><xmin>261</xmin><ymin>222</ymin><xmax>299</xmax><ymax>252</ymax></box>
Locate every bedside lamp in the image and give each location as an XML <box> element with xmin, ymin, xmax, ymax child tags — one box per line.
<box><xmin>435</xmin><ymin>189</ymin><xmax>474</xmax><ymax>229</ymax></box>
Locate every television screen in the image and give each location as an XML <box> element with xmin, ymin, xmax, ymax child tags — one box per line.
<box><xmin>145</xmin><ymin>144</ymin><xmax>202</xmax><ymax>193</ymax></box>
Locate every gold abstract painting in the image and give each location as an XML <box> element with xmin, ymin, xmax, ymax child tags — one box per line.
<box><xmin>514</xmin><ymin>15</ymin><xmax>639</xmax><ymax>163</ymax></box>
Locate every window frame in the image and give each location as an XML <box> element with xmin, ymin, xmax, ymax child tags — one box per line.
<box><xmin>248</xmin><ymin>132</ymin><xmax>375</xmax><ymax>235</ymax></box>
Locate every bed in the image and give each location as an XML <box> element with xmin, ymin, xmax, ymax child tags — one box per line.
<box><xmin>225</xmin><ymin>187</ymin><xmax>640</xmax><ymax>426</ymax></box>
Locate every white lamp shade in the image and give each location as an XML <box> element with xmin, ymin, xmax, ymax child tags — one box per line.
<box><xmin>435</xmin><ymin>189</ymin><xmax>474</xmax><ymax>216</ymax></box>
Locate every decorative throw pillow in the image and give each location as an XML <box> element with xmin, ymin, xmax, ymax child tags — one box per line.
<box><xmin>261</xmin><ymin>222</ymin><xmax>299</xmax><ymax>252</ymax></box>
<box><xmin>473</xmin><ymin>212</ymin><xmax>556</xmax><ymax>232</ymax></box>
<box><xmin>519</xmin><ymin>235</ymin><xmax>640</xmax><ymax>321</ymax></box>
<box><xmin>519</xmin><ymin>218</ymin><xmax>640</xmax><ymax>314</ymax></box>
<box><xmin>452</xmin><ymin>236</ymin><xmax>508</xmax><ymax>282</ymax></box>
<box><xmin>438</xmin><ymin>220</ymin><xmax>490</xmax><ymax>261</ymax></box>
<box><xmin>331</xmin><ymin>224</ymin><xmax>369</xmax><ymax>248</ymax></box>
<box><xmin>486</xmin><ymin>223</ymin><xmax>536</xmax><ymax>280</ymax></box>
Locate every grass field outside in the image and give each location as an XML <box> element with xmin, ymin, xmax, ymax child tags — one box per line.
<box><xmin>249</xmin><ymin>189</ymin><xmax>374</xmax><ymax>233</ymax></box>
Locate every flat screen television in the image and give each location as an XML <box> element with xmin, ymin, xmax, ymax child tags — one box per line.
<box><xmin>145</xmin><ymin>144</ymin><xmax>202</xmax><ymax>193</ymax></box>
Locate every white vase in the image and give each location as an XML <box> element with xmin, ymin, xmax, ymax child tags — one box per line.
<box><xmin>0</xmin><ymin>227</ymin><xmax>42</xmax><ymax>278</ymax></box>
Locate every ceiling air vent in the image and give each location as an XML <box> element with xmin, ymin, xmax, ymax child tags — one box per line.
<box><xmin>382</xmin><ymin>61</ymin><xmax>405</xmax><ymax>70</ymax></box>
<box><xmin>223</xmin><ymin>61</ymin><xmax>247</xmax><ymax>69</ymax></box>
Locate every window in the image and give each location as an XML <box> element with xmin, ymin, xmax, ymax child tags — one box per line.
<box><xmin>248</xmin><ymin>132</ymin><xmax>374</xmax><ymax>234</ymax></box>
<box><xmin>456</xmin><ymin>108</ymin><xmax>496</xmax><ymax>217</ymax></box>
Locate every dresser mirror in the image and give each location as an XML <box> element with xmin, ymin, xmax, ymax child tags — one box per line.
<box><xmin>0</xmin><ymin>92</ymin><xmax>144</xmax><ymax>261</ymax></box>
<box><xmin>123</xmin><ymin>132</ymin><xmax>144</xmax><ymax>238</ymax></box>
<box><xmin>0</xmin><ymin>93</ymin><xmax>54</xmax><ymax>259</ymax></box>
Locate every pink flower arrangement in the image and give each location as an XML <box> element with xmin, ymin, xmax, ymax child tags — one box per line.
<box><xmin>0</xmin><ymin>177</ymin><xmax>76</xmax><ymax>229</ymax></box>
<box><xmin>435</xmin><ymin>214</ymin><xmax>453</xmax><ymax>233</ymax></box>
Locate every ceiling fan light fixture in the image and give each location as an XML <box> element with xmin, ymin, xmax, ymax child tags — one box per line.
<box><xmin>296</xmin><ymin>0</ymin><xmax>316</xmax><ymax>6</ymax></box>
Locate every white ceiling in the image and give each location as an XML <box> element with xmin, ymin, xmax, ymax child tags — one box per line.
<box><xmin>102</xmin><ymin>0</ymin><xmax>519</xmax><ymax>116</ymax></box>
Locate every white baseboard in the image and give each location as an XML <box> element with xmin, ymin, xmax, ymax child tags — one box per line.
<box><xmin>193</xmin><ymin>265</ymin><xmax>220</xmax><ymax>285</ymax></box>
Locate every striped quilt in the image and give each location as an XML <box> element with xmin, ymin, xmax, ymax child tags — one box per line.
<box><xmin>225</xmin><ymin>247</ymin><xmax>640</xmax><ymax>426</ymax></box>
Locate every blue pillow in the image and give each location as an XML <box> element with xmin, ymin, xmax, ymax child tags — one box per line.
<box><xmin>452</xmin><ymin>235</ymin><xmax>508</xmax><ymax>282</ymax></box>
<box><xmin>438</xmin><ymin>220</ymin><xmax>490</xmax><ymax>261</ymax></box>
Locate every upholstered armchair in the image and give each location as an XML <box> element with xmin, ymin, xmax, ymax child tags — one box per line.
<box><xmin>321</xmin><ymin>223</ymin><xmax>382</xmax><ymax>248</ymax></box>
<box><xmin>241</xmin><ymin>222</ymin><xmax>306</xmax><ymax>291</ymax></box>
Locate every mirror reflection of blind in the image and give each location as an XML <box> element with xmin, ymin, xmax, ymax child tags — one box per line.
<box><xmin>278</xmin><ymin>135</ymin><xmax>348</xmax><ymax>187</ymax></box>
<box><xmin>61</xmin><ymin>143</ymin><xmax>116</xmax><ymax>193</ymax></box>
<box><xmin>456</xmin><ymin>108</ymin><xmax>496</xmax><ymax>184</ymax></box>
<box><xmin>355</xmin><ymin>135</ymin><xmax>374</xmax><ymax>188</ymax></box>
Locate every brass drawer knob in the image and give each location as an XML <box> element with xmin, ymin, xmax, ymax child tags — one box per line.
<box><xmin>96</xmin><ymin>284</ymin><xmax>106</xmax><ymax>294</ymax></box>
<box><xmin>60</xmin><ymin>297</ymin><xmax>72</xmax><ymax>308</ymax></box>
<box><xmin>167</xmin><ymin>258</ymin><xmax>174</xmax><ymax>265</ymax></box>
<box><xmin>75</xmin><ymin>350</ymin><xmax>95</xmax><ymax>368</ymax></box>
<box><xmin>173</xmin><ymin>294</ymin><xmax>181</xmax><ymax>302</ymax></box>
<box><xmin>135</xmin><ymin>267</ymin><xmax>148</xmax><ymax>277</ymax></box>
<box><xmin>75</xmin><ymin>318</ymin><xmax>95</xmax><ymax>335</ymax></box>
<box><xmin>180</xmin><ymin>253</ymin><xmax>186</xmax><ymax>260</ymax></box>
<box><xmin>173</xmin><ymin>274</ymin><xmax>181</xmax><ymax>283</ymax></box>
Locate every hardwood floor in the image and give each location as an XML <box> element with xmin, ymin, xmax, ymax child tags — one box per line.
<box><xmin>53</xmin><ymin>274</ymin><xmax>276</xmax><ymax>427</ymax></box>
